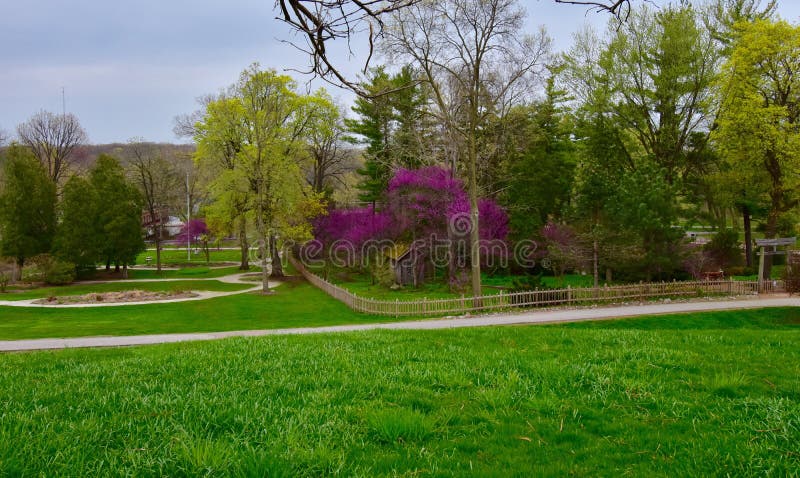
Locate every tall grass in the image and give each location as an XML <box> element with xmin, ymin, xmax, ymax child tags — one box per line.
<box><xmin>0</xmin><ymin>310</ymin><xmax>798</xmax><ymax>476</ymax></box>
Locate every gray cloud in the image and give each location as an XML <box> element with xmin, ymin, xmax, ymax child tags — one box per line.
<box><xmin>2</xmin><ymin>0</ymin><xmax>799</xmax><ymax>143</ymax></box>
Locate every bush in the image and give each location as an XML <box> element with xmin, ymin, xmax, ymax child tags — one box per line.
<box><xmin>28</xmin><ymin>255</ymin><xmax>76</xmax><ymax>285</ymax></box>
<box><xmin>704</xmin><ymin>230</ymin><xmax>742</xmax><ymax>270</ymax></box>
<box><xmin>510</xmin><ymin>273</ymin><xmax>547</xmax><ymax>292</ymax></box>
<box><xmin>726</xmin><ymin>266</ymin><xmax>757</xmax><ymax>277</ymax></box>
<box><xmin>45</xmin><ymin>260</ymin><xmax>76</xmax><ymax>285</ymax></box>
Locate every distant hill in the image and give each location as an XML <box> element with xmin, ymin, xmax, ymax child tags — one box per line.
<box><xmin>70</xmin><ymin>143</ymin><xmax>196</xmax><ymax>170</ymax></box>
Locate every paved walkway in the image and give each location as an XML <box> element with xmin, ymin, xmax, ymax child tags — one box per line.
<box><xmin>2</xmin><ymin>296</ymin><xmax>798</xmax><ymax>352</ymax></box>
<box><xmin>0</xmin><ymin>273</ymin><xmax>280</xmax><ymax>308</ymax></box>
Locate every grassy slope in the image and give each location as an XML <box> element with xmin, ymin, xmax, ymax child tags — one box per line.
<box><xmin>0</xmin><ymin>280</ymin><xmax>250</xmax><ymax>301</ymax></box>
<box><xmin>0</xmin><ymin>281</ymin><xmax>386</xmax><ymax>341</ymax></box>
<box><xmin>0</xmin><ymin>309</ymin><xmax>798</xmax><ymax>476</ymax></box>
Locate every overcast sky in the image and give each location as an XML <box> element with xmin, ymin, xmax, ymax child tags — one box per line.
<box><xmin>2</xmin><ymin>0</ymin><xmax>800</xmax><ymax>144</ymax></box>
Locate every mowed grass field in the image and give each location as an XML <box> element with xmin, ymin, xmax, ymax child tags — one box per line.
<box><xmin>1</xmin><ymin>309</ymin><xmax>799</xmax><ymax>476</ymax></box>
<box><xmin>0</xmin><ymin>281</ymin><xmax>386</xmax><ymax>341</ymax></box>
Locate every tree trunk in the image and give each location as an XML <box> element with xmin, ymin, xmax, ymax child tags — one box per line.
<box><xmin>155</xmin><ymin>224</ymin><xmax>163</xmax><ymax>274</ymax></box>
<box><xmin>743</xmin><ymin>207</ymin><xmax>753</xmax><ymax>268</ymax></box>
<box><xmin>14</xmin><ymin>258</ymin><xmax>23</xmax><ymax>282</ymax></box>
<box><xmin>467</xmin><ymin>122</ymin><xmax>481</xmax><ymax>304</ymax></box>
<box><xmin>270</xmin><ymin>234</ymin><xmax>284</xmax><ymax>278</ymax></box>
<box><xmin>256</xmin><ymin>179</ymin><xmax>271</xmax><ymax>294</ymax></box>
<box><xmin>122</xmin><ymin>264</ymin><xmax>128</xmax><ymax>279</ymax></box>
<box><xmin>239</xmin><ymin>217</ymin><xmax>250</xmax><ymax>271</ymax></box>
<box><xmin>593</xmin><ymin>238</ymin><xmax>599</xmax><ymax>289</ymax></box>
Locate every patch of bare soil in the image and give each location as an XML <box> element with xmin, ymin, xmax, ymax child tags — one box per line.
<box><xmin>33</xmin><ymin>289</ymin><xmax>198</xmax><ymax>305</ymax></box>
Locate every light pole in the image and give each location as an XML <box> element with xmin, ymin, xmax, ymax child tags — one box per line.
<box><xmin>186</xmin><ymin>171</ymin><xmax>191</xmax><ymax>262</ymax></box>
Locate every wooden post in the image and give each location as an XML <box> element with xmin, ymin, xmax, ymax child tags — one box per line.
<box><xmin>758</xmin><ymin>246</ymin><xmax>766</xmax><ymax>294</ymax></box>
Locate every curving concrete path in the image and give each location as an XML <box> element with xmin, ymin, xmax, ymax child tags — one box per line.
<box><xmin>0</xmin><ymin>273</ymin><xmax>280</xmax><ymax>308</ymax></box>
<box><xmin>1</xmin><ymin>296</ymin><xmax>798</xmax><ymax>352</ymax></box>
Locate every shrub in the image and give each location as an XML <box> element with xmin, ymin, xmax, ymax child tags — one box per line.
<box><xmin>704</xmin><ymin>230</ymin><xmax>742</xmax><ymax>270</ymax></box>
<box><xmin>28</xmin><ymin>255</ymin><xmax>76</xmax><ymax>285</ymax></box>
<box><xmin>785</xmin><ymin>253</ymin><xmax>800</xmax><ymax>294</ymax></box>
<box><xmin>726</xmin><ymin>266</ymin><xmax>757</xmax><ymax>277</ymax></box>
<box><xmin>510</xmin><ymin>273</ymin><xmax>548</xmax><ymax>292</ymax></box>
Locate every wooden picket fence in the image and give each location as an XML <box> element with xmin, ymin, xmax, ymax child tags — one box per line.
<box><xmin>290</xmin><ymin>257</ymin><xmax>784</xmax><ymax>318</ymax></box>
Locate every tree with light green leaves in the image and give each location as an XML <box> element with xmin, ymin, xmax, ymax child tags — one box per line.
<box><xmin>713</xmin><ymin>19</ymin><xmax>800</xmax><ymax>278</ymax></box>
<box><xmin>195</xmin><ymin>64</ymin><xmax>324</xmax><ymax>293</ymax></box>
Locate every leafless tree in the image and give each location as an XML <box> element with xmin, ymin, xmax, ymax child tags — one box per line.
<box><xmin>0</xmin><ymin>128</ymin><xmax>8</xmax><ymax>146</ymax></box>
<box><xmin>382</xmin><ymin>0</ymin><xmax>551</xmax><ymax>298</ymax></box>
<box><xmin>303</xmin><ymin>99</ymin><xmax>353</xmax><ymax>195</ymax></box>
<box><xmin>121</xmin><ymin>140</ymin><xmax>181</xmax><ymax>273</ymax></box>
<box><xmin>274</xmin><ymin>0</ymin><xmax>634</xmax><ymax>93</ymax></box>
<box><xmin>16</xmin><ymin>110</ymin><xmax>88</xmax><ymax>185</ymax></box>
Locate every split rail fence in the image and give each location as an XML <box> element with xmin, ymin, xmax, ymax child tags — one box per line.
<box><xmin>290</xmin><ymin>257</ymin><xmax>784</xmax><ymax>318</ymax></box>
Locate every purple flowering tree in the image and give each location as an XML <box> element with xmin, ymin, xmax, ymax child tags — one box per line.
<box><xmin>175</xmin><ymin>219</ymin><xmax>211</xmax><ymax>263</ymax></box>
<box><xmin>312</xmin><ymin>166</ymin><xmax>509</xmax><ymax>290</ymax></box>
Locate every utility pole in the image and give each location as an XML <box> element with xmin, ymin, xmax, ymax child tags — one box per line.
<box><xmin>186</xmin><ymin>171</ymin><xmax>191</xmax><ymax>262</ymax></box>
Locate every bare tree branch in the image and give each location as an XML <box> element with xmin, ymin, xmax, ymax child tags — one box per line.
<box><xmin>274</xmin><ymin>0</ymin><xmax>635</xmax><ymax>95</ymax></box>
<box><xmin>16</xmin><ymin>110</ymin><xmax>87</xmax><ymax>185</ymax></box>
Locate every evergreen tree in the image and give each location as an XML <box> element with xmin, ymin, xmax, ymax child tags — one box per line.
<box><xmin>54</xmin><ymin>175</ymin><xmax>102</xmax><ymax>269</ymax></box>
<box><xmin>346</xmin><ymin>67</ymin><xmax>395</xmax><ymax>206</ymax></box>
<box><xmin>502</xmin><ymin>71</ymin><xmax>577</xmax><ymax>241</ymax></box>
<box><xmin>0</xmin><ymin>145</ymin><xmax>57</xmax><ymax>280</ymax></box>
<box><xmin>90</xmin><ymin>154</ymin><xmax>145</xmax><ymax>276</ymax></box>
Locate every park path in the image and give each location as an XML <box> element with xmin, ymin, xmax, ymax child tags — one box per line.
<box><xmin>1</xmin><ymin>296</ymin><xmax>798</xmax><ymax>352</ymax></box>
<box><xmin>0</xmin><ymin>273</ymin><xmax>281</xmax><ymax>308</ymax></box>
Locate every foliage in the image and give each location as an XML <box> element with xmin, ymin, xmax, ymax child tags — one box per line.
<box><xmin>194</xmin><ymin>64</ymin><xmax>326</xmax><ymax>291</ymax></box>
<box><xmin>1</xmin><ymin>309</ymin><xmax>800</xmax><ymax>475</ymax></box>
<box><xmin>704</xmin><ymin>229</ymin><xmax>743</xmax><ymax>271</ymax></box>
<box><xmin>346</xmin><ymin>66</ymin><xmax>427</xmax><ymax>206</ymax></box>
<box><xmin>712</xmin><ymin>19</ymin><xmax>800</xmax><ymax>239</ymax></box>
<box><xmin>174</xmin><ymin>219</ymin><xmax>209</xmax><ymax>245</ymax></box>
<box><xmin>785</xmin><ymin>253</ymin><xmax>800</xmax><ymax>294</ymax></box>
<box><xmin>0</xmin><ymin>145</ymin><xmax>57</xmax><ymax>278</ymax></box>
<box><xmin>91</xmin><ymin>155</ymin><xmax>146</xmax><ymax>271</ymax></box>
<box><xmin>54</xmin><ymin>175</ymin><xmax>102</xmax><ymax>269</ymax></box>
<box><xmin>509</xmin><ymin>272</ymin><xmax>547</xmax><ymax>292</ymax></box>
<box><xmin>501</xmin><ymin>70</ymin><xmax>577</xmax><ymax>240</ymax></box>
<box><xmin>537</xmin><ymin>222</ymin><xmax>589</xmax><ymax>278</ymax></box>
<box><xmin>34</xmin><ymin>254</ymin><xmax>77</xmax><ymax>285</ymax></box>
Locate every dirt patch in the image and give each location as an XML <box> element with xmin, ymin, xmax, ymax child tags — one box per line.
<box><xmin>32</xmin><ymin>289</ymin><xmax>199</xmax><ymax>305</ymax></box>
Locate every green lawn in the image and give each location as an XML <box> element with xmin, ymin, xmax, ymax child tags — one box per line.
<box><xmin>0</xmin><ymin>280</ymin><xmax>250</xmax><ymax>301</ymax></box>
<box><xmin>313</xmin><ymin>267</ymin><xmax>613</xmax><ymax>300</ymax></box>
<box><xmin>0</xmin><ymin>281</ymin><xmax>385</xmax><ymax>341</ymax></box>
<box><xmin>126</xmin><ymin>266</ymin><xmax>257</xmax><ymax>280</ymax></box>
<box><xmin>0</xmin><ymin>308</ymin><xmax>798</xmax><ymax>476</ymax></box>
<box><xmin>135</xmin><ymin>248</ymin><xmax>244</xmax><ymax>265</ymax></box>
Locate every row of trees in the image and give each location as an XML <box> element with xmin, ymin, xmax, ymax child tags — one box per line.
<box><xmin>329</xmin><ymin>0</ymin><xmax>798</xmax><ymax>289</ymax></box>
<box><xmin>0</xmin><ymin>146</ymin><xmax>144</xmax><ymax>281</ymax></box>
<box><xmin>1</xmin><ymin>111</ymin><xmax>201</xmax><ymax>281</ymax></box>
